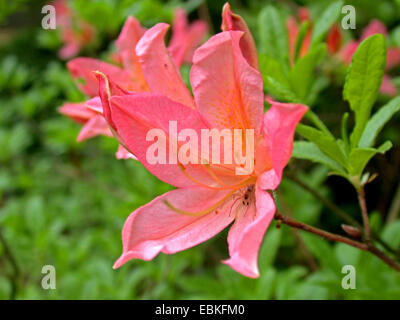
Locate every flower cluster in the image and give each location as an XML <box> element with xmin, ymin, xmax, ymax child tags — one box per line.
<box><xmin>59</xmin><ymin>3</ymin><xmax>311</xmax><ymax>277</ymax></box>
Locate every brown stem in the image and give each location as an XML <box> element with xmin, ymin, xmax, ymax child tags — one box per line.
<box><xmin>287</xmin><ymin>173</ymin><xmax>398</xmax><ymax>256</ymax></box>
<box><xmin>276</xmin><ymin>190</ymin><xmax>318</xmax><ymax>271</ymax></box>
<box><xmin>274</xmin><ymin>212</ymin><xmax>400</xmax><ymax>272</ymax></box>
<box><xmin>357</xmin><ymin>187</ymin><xmax>371</xmax><ymax>243</ymax></box>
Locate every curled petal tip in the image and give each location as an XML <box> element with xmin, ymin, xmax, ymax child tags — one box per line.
<box><xmin>221</xmin><ymin>2</ymin><xmax>259</xmax><ymax>70</ymax></box>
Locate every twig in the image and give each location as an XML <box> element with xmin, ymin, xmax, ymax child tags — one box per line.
<box><xmin>357</xmin><ymin>187</ymin><xmax>372</xmax><ymax>244</ymax></box>
<box><xmin>287</xmin><ymin>173</ymin><xmax>399</xmax><ymax>256</ymax></box>
<box><xmin>276</xmin><ymin>190</ymin><xmax>318</xmax><ymax>271</ymax></box>
<box><xmin>274</xmin><ymin>212</ymin><xmax>400</xmax><ymax>272</ymax></box>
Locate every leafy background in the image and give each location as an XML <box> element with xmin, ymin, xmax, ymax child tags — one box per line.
<box><xmin>0</xmin><ymin>0</ymin><xmax>400</xmax><ymax>299</ymax></box>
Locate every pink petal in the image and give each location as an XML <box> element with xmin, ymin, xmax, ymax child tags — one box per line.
<box><xmin>223</xmin><ymin>185</ymin><xmax>276</xmax><ymax>278</ymax></box>
<box><xmin>326</xmin><ymin>24</ymin><xmax>342</xmax><ymax>54</ymax></box>
<box><xmin>67</xmin><ymin>57</ymin><xmax>131</xmax><ymax>97</ymax></box>
<box><xmin>338</xmin><ymin>41</ymin><xmax>358</xmax><ymax>65</ymax></box>
<box><xmin>168</xmin><ymin>9</ymin><xmax>208</xmax><ymax>67</ymax></box>
<box><xmin>190</xmin><ymin>31</ymin><xmax>264</xmax><ymax>134</ymax></box>
<box><xmin>96</xmin><ymin>72</ymin><xmax>130</xmax><ymax>131</ymax></box>
<box><xmin>113</xmin><ymin>187</ymin><xmax>235</xmax><ymax>268</ymax></box>
<box><xmin>380</xmin><ymin>75</ymin><xmax>398</xmax><ymax>96</ymax></box>
<box><xmin>115</xmin><ymin>16</ymin><xmax>146</xmax><ymax>54</ymax></box>
<box><xmin>168</xmin><ymin>8</ymin><xmax>189</xmax><ymax>67</ymax></box>
<box><xmin>86</xmin><ymin>96</ymin><xmax>103</xmax><ymax>114</ymax></box>
<box><xmin>136</xmin><ymin>23</ymin><xmax>195</xmax><ymax>109</ymax></box>
<box><xmin>58</xmin><ymin>42</ymin><xmax>80</xmax><ymax>60</ymax></box>
<box><xmin>58</xmin><ymin>102</ymin><xmax>96</xmax><ymax>123</ymax></box>
<box><xmin>182</xmin><ymin>21</ymin><xmax>208</xmax><ymax>64</ymax></box>
<box><xmin>77</xmin><ymin>114</ymin><xmax>112</xmax><ymax>142</ymax></box>
<box><xmin>258</xmin><ymin>99</ymin><xmax>307</xmax><ymax>190</ymax></box>
<box><xmin>386</xmin><ymin>48</ymin><xmax>400</xmax><ymax>70</ymax></box>
<box><xmin>108</xmin><ymin>92</ymin><xmax>213</xmax><ymax>188</ymax></box>
<box><xmin>116</xmin><ymin>144</ymin><xmax>137</xmax><ymax>160</ymax></box>
<box><xmin>361</xmin><ymin>19</ymin><xmax>387</xmax><ymax>40</ymax></box>
<box><xmin>221</xmin><ymin>3</ymin><xmax>258</xmax><ymax>70</ymax></box>
<box><xmin>115</xmin><ymin>17</ymin><xmax>149</xmax><ymax>91</ymax></box>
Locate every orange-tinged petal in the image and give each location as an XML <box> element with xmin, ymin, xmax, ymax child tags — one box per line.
<box><xmin>223</xmin><ymin>185</ymin><xmax>275</xmax><ymax>278</ymax></box>
<box><xmin>190</xmin><ymin>31</ymin><xmax>264</xmax><ymax>134</ymax></box>
<box><xmin>258</xmin><ymin>99</ymin><xmax>307</xmax><ymax>190</ymax></box>
<box><xmin>67</xmin><ymin>57</ymin><xmax>131</xmax><ymax>97</ymax></box>
<box><xmin>221</xmin><ymin>3</ymin><xmax>259</xmax><ymax>70</ymax></box>
<box><xmin>113</xmin><ymin>187</ymin><xmax>235</xmax><ymax>267</ymax></box>
<box><xmin>77</xmin><ymin>114</ymin><xmax>112</xmax><ymax>142</ymax></box>
<box><xmin>136</xmin><ymin>23</ymin><xmax>195</xmax><ymax>109</ymax></box>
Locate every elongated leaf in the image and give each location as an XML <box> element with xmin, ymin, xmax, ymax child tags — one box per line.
<box><xmin>259</xmin><ymin>54</ymin><xmax>289</xmax><ymax>87</ymax></box>
<box><xmin>258</xmin><ymin>5</ymin><xmax>289</xmax><ymax>65</ymax></box>
<box><xmin>359</xmin><ymin>96</ymin><xmax>400</xmax><ymax>148</ymax></box>
<box><xmin>296</xmin><ymin>124</ymin><xmax>348</xmax><ymax>167</ymax></box>
<box><xmin>311</xmin><ymin>0</ymin><xmax>343</xmax><ymax>45</ymax></box>
<box><xmin>265</xmin><ymin>76</ymin><xmax>300</xmax><ymax>103</ymax></box>
<box><xmin>289</xmin><ymin>44</ymin><xmax>326</xmax><ymax>101</ymax></box>
<box><xmin>348</xmin><ymin>141</ymin><xmax>392</xmax><ymax>176</ymax></box>
<box><xmin>292</xmin><ymin>141</ymin><xmax>344</xmax><ymax>172</ymax></box>
<box><xmin>343</xmin><ymin>34</ymin><xmax>387</xmax><ymax>147</ymax></box>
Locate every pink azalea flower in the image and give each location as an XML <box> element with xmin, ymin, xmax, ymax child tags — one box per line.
<box><xmin>59</xmin><ymin>16</ymin><xmax>148</xmax><ymax>159</ymax></box>
<box><xmin>53</xmin><ymin>0</ymin><xmax>96</xmax><ymax>60</ymax></box>
<box><xmin>97</xmin><ymin>6</ymin><xmax>307</xmax><ymax>278</ymax></box>
<box><xmin>338</xmin><ymin>19</ymin><xmax>400</xmax><ymax>96</ymax></box>
<box><xmin>60</xmin><ymin>10</ymin><xmax>208</xmax><ymax>159</ymax></box>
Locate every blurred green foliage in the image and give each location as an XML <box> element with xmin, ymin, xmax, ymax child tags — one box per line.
<box><xmin>0</xmin><ymin>0</ymin><xmax>400</xmax><ymax>300</ymax></box>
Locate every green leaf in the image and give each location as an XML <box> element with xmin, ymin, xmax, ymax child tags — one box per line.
<box><xmin>311</xmin><ymin>0</ymin><xmax>343</xmax><ymax>46</ymax></box>
<box><xmin>259</xmin><ymin>54</ymin><xmax>289</xmax><ymax>87</ymax></box>
<box><xmin>265</xmin><ymin>76</ymin><xmax>300</xmax><ymax>103</ymax></box>
<box><xmin>258</xmin><ymin>5</ymin><xmax>289</xmax><ymax>65</ymax></box>
<box><xmin>292</xmin><ymin>141</ymin><xmax>344</xmax><ymax>172</ymax></box>
<box><xmin>289</xmin><ymin>44</ymin><xmax>327</xmax><ymax>102</ymax></box>
<box><xmin>359</xmin><ymin>96</ymin><xmax>400</xmax><ymax>148</ymax></box>
<box><xmin>348</xmin><ymin>141</ymin><xmax>392</xmax><ymax>176</ymax></box>
<box><xmin>343</xmin><ymin>34</ymin><xmax>387</xmax><ymax>147</ymax></box>
<box><xmin>296</xmin><ymin>124</ymin><xmax>348</xmax><ymax>167</ymax></box>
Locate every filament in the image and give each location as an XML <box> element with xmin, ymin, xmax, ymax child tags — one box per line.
<box><xmin>163</xmin><ymin>189</ymin><xmax>237</xmax><ymax>217</ymax></box>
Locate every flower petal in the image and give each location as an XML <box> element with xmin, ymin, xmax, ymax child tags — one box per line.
<box><xmin>168</xmin><ymin>9</ymin><xmax>208</xmax><ymax>66</ymax></box>
<box><xmin>67</xmin><ymin>57</ymin><xmax>131</xmax><ymax>97</ymax></box>
<box><xmin>223</xmin><ymin>185</ymin><xmax>276</xmax><ymax>278</ymax></box>
<box><xmin>77</xmin><ymin>114</ymin><xmax>112</xmax><ymax>142</ymax></box>
<box><xmin>136</xmin><ymin>23</ymin><xmax>195</xmax><ymax>108</ymax></box>
<box><xmin>258</xmin><ymin>99</ymin><xmax>307</xmax><ymax>190</ymax></box>
<box><xmin>115</xmin><ymin>144</ymin><xmax>137</xmax><ymax>160</ymax></box>
<box><xmin>115</xmin><ymin>16</ymin><xmax>148</xmax><ymax>91</ymax></box>
<box><xmin>380</xmin><ymin>75</ymin><xmax>398</xmax><ymax>96</ymax></box>
<box><xmin>386</xmin><ymin>48</ymin><xmax>400</xmax><ymax>70</ymax></box>
<box><xmin>361</xmin><ymin>19</ymin><xmax>387</xmax><ymax>40</ymax></box>
<box><xmin>113</xmin><ymin>187</ymin><xmax>235</xmax><ymax>268</ymax></box>
<box><xmin>108</xmin><ymin>92</ymin><xmax>214</xmax><ymax>188</ymax></box>
<box><xmin>58</xmin><ymin>102</ymin><xmax>96</xmax><ymax>123</ymax></box>
<box><xmin>190</xmin><ymin>31</ymin><xmax>264</xmax><ymax>133</ymax></box>
<box><xmin>221</xmin><ymin>3</ymin><xmax>258</xmax><ymax>69</ymax></box>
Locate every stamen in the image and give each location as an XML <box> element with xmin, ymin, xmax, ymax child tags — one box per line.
<box><xmin>178</xmin><ymin>163</ymin><xmax>222</xmax><ymax>190</ymax></box>
<box><xmin>202</xmin><ymin>164</ymin><xmax>254</xmax><ymax>190</ymax></box>
<box><xmin>179</xmin><ymin>163</ymin><xmax>256</xmax><ymax>191</ymax></box>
